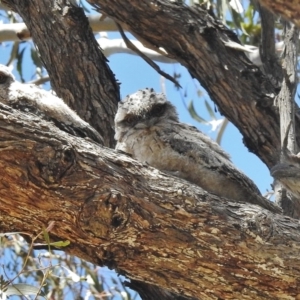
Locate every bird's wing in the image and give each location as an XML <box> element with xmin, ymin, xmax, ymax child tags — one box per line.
<box><xmin>159</xmin><ymin>122</ymin><xmax>281</xmax><ymax>213</ymax></box>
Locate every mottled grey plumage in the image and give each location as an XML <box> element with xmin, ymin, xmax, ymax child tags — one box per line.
<box><xmin>115</xmin><ymin>88</ymin><xmax>281</xmax><ymax>213</ymax></box>
<box><xmin>0</xmin><ymin>64</ymin><xmax>103</xmax><ymax>144</ymax></box>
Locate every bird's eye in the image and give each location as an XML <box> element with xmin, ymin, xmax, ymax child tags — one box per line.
<box><xmin>0</xmin><ymin>73</ymin><xmax>8</xmax><ymax>84</ymax></box>
<box><xmin>149</xmin><ymin>104</ymin><xmax>166</xmax><ymax>117</ymax></box>
<box><xmin>122</xmin><ymin>114</ymin><xmax>139</xmax><ymax>126</ymax></box>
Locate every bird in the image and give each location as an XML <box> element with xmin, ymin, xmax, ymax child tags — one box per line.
<box><xmin>115</xmin><ymin>88</ymin><xmax>281</xmax><ymax>213</ymax></box>
<box><xmin>0</xmin><ymin>64</ymin><xmax>103</xmax><ymax>144</ymax></box>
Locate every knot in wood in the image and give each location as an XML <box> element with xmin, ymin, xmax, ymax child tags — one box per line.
<box><xmin>79</xmin><ymin>191</ymin><xmax>131</xmax><ymax>238</ymax></box>
<box><xmin>28</xmin><ymin>144</ymin><xmax>76</xmax><ymax>185</ymax></box>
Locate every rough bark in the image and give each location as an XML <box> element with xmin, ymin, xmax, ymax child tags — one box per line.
<box><xmin>2</xmin><ymin>0</ymin><xmax>120</xmax><ymax>148</ymax></box>
<box><xmin>258</xmin><ymin>0</ymin><xmax>300</xmax><ymax>27</ymax></box>
<box><xmin>1</xmin><ymin>104</ymin><xmax>300</xmax><ymax>299</ymax></box>
<box><xmin>273</xmin><ymin>23</ymin><xmax>299</xmax><ymax>216</ymax></box>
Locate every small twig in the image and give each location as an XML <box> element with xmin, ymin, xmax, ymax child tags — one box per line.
<box><xmin>116</xmin><ymin>22</ymin><xmax>181</xmax><ymax>88</ymax></box>
<box><xmin>216</xmin><ymin>118</ymin><xmax>229</xmax><ymax>145</ymax></box>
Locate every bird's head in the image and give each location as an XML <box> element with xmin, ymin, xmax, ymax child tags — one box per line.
<box><xmin>114</xmin><ymin>88</ymin><xmax>178</xmax><ymax>141</ymax></box>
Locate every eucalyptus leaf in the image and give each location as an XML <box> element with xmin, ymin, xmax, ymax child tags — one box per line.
<box><xmin>50</xmin><ymin>240</ymin><xmax>70</xmax><ymax>248</ymax></box>
<box><xmin>188</xmin><ymin>100</ymin><xmax>207</xmax><ymax>124</ymax></box>
<box><xmin>6</xmin><ymin>283</ymin><xmax>41</xmax><ymax>296</ymax></box>
<box><xmin>204</xmin><ymin>100</ymin><xmax>216</xmax><ymax>120</ymax></box>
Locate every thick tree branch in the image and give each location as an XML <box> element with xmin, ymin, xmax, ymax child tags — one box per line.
<box><xmin>2</xmin><ymin>0</ymin><xmax>120</xmax><ymax>148</ymax></box>
<box><xmin>1</xmin><ymin>105</ymin><xmax>300</xmax><ymax>299</ymax></box>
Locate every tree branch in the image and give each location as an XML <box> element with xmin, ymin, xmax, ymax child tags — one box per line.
<box><xmin>0</xmin><ymin>15</ymin><xmax>118</xmax><ymax>42</ymax></box>
<box><xmin>98</xmin><ymin>35</ymin><xmax>175</xmax><ymax>63</ymax></box>
<box><xmin>0</xmin><ymin>16</ymin><xmax>282</xmax><ymax>67</ymax></box>
<box><xmin>0</xmin><ymin>104</ymin><xmax>300</xmax><ymax>298</ymax></box>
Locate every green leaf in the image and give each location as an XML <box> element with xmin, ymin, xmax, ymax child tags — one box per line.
<box><xmin>6</xmin><ymin>283</ymin><xmax>41</xmax><ymax>296</ymax></box>
<box><xmin>188</xmin><ymin>100</ymin><xmax>207</xmax><ymax>124</ymax></box>
<box><xmin>240</xmin><ymin>22</ymin><xmax>250</xmax><ymax>36</ymax></box>
<box><xmin>16</xmin><ymin>47</ymin><xmax>26</xmax><ymax>82</ymax></box>
<box><xmin>204</xmin><ymin>100</ymin><xmax>216</xmax><ymax>120</ymax></box>
<box><xmin>31</xmin><ymin>48</ymin><xmax>43</xmax><ymax>69</ymax></box>
<box><xmin>49</xmin><ymin>240</ymin><xmax>70</xmax><ymax>248</ymax></box>
<box><xmin>216</xmin><ymin>118</ymin><xmax>229</xmax><ymax>145</ymax></box>
<box><xmin>43</xmin><ymin>227</ymin><xmax>51</xmax><ymax>245</ymax></box>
